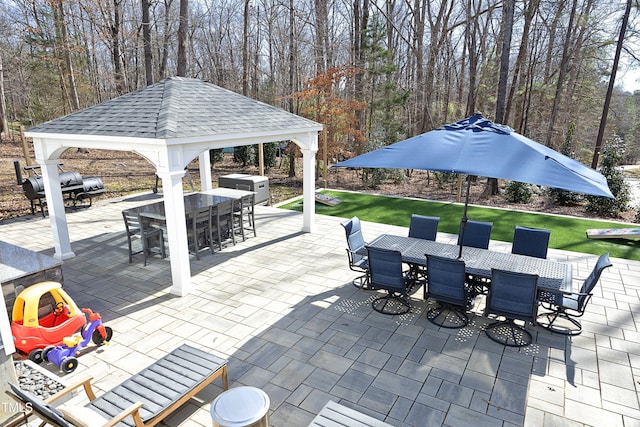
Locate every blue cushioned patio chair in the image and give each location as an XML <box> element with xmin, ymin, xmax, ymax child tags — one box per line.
<box><xmin>459</xmin><ymin>220</ymin><xmax>493</xmax><ymax>295</ymax></box>
<box><xmin>485</xmin><ymin>269</ymin><xmax>539</xmax><ymax>347</ymax></box>
<box><xmin>458</xmin><ymin>220</ymin><xmax>492</xmax><ymax>249</ymax></box>
<box><xmin>512</xmin><ymin>225</ymin><xmax>551</xmax><ymax>259</ymax></box>
<box><xmin>538</xmin><ymin>253</ymin><xmax>612</xmax><ymax>335</ymax></box>
<box><xmin>409</xmin><ymin>214</ymin><xmax>439</xmax><ymax>241</ymax></box>
<box><xmin>366</xmin><ymin>246</ymin><xmax>413</xmax><ymax>315</ymax></box>
<box><xmin>425</xmin><ymin>255</ymin><xmax>472</xmax><ymax>328</ymax></box>
<box><xmin>408</xmin><ymin>214</ymin><xmax>440</xmax><ymax>284</ymax></box>
<box><xmin>341</xmin><ymin>217</ymin><xmax>370</xmax><ymax>289</ymax></box>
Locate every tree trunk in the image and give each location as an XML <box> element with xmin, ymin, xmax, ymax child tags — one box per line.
<box><xmin>142</xmin><ymin>0</ymin><xmax>153</xmax><ymax>85</ymax></box>
<box><xmin>564</xmin><ymin>0</ymin><xmax>595</xmax><ymax>110</ymax></box>
<box><xmin>242</xmin><ymin>0</ymin><xmax>250</xmax><ymax>95</ymax></box>
<box><xmin>494</xmin><ymin>0</ymin><xmax>513</xmax><ymax>125</ymax></box>
<box><xmin>314</xmin><ymin>0</ymin><xmax>328</xmax><ymax>73</ymax></box>
<box><xmin>504</xmin><ymin>0</ymin><xmax>539</xmax><ymax>125</ymax></box>
<box><xmin>353</xmin><ymin>0</ymin><xmax>369</xmax><ymax>139</ymax></box>
<box><xmin>464</xmin><ymin>0</ymin><xmax>478</xmax><ymax>116</ymax></box>
<box><xmin>592</xmin><ymin>0</ymin><xmax>632</xmax><ymax>168</ymax></box>
<box><xmin>159</xmin><ymin>0</ymin><xmax>173</xmax><ymax>79</ymax></box>
<box><xmin>0</xmin><ymin>55</ymin><xmax>9</xmax><ymax>139</ymax></box>
<box><xmin>545</xmin><ymin>0</ymin><xmax>577</xmax><ymax>148</ymax></box>
<box><xmin>56</xmin><ymin>0</ymin><xmax>80</xmax><ymax>111</ymax></box>
<box><xmin>177</xmin><ymin>0</ymin><xmax>188</xmax><ymax>76</ymax></box>
<box><xmin>487</xmin><ymin>0</ymin><xmax>514</xmax><ymax>196</ymax></box>
<box><xmin>288</xmin><ymin>0</ymin><xmax>296</xmax><ymax>177</ymax></box>
<box><xmin>413</xmin><ymin>0</ymin><xmax>425</xmax><ymax>133</ymax></box>
<box><xmin>543</xmin><ymin>0</ymin><xmax>566</xmax><ymax>83</ymax></box>
<box><xmin>112</xmin><ymin>0</ymin><xmax>125</xmax><ymax>95</ymax></box>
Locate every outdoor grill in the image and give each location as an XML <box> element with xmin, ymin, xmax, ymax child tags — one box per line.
<box><xmin>14</xmin><ymin>161</ymin><xmax>106</xmax><ymax>216</ymax></box>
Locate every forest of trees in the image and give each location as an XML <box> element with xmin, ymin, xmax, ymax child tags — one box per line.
<box><xmin>1</xmin><ymin>0</ymin><xmax>640</xmax><ymax>171</ymax></box>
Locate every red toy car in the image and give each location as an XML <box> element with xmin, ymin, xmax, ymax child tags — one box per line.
<box><xmin>11</xmin><ymin>281</ymin><xmax>87</xmax><ymax>363</ymax></box>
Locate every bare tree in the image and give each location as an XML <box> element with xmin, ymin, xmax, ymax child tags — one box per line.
<box><xmin>142</xmin><ymin>0</ymin><xmax>153</xmax><ymax>85</ymax></box>
<box><xmin>177</xmin><ymin>0</ymin><xmax>188</xmax><ymax>76</ymax></box>
<box><xmin>55</xmin><ymin>0</ymin><xmax>80</xmax><ymax>110</ymax></box>
<box><xmin>494</xmin><ymin>0</ymin><xmax>514</xmax><ymax>125</ymax></box>
<box><xmin>159</xmin><ymin>0</ymin><xmax>174</xmax><ymax>79</ymax></box>
<box><xmin>486</xmin><ymin>0</ymin><xmax>514</xmax><ymax>196</ymax></box>
<box><xmin>111</xmin><ymin>0</ymin><xmax>126</xmax><ymax>94</ymax></box>
<box><xmin>243</xmin><ymin>0</ymin><xmax>250</xmax><ymax>95</ymax></box>
<box><xmin>504</xmin><ymin>0</ymin><xmax>540</xmax><ymax>125</ymax></box>
<box><xmin>592</xmin><ymin>0</ymin><xmax>632</xmax><ymax>168</ymax></box>
<box><xmin>544</xmin><ymin>0</ymin><xmax>577</xmax><ymax>148</ymax></box>
<box><xmin>314</xmin><ymin>0</ymin><xmax>328</xmax><ymax>74</ymax></box>
<box><xmin>0</xmin><ymin>55</ymin><xmax>8</xmax><ymax>139</ymax></box>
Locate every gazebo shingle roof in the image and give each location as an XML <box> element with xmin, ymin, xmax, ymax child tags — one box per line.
<box><xmin>28</xmin><ymin>77</ymin><xmax>320</xmax><ymax>139</ymax></box>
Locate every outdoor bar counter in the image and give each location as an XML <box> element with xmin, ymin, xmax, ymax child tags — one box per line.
<box><xmin>0</xmin><ymin>240</ymin><xmax>63</xmax><ymax>316</ymax></box>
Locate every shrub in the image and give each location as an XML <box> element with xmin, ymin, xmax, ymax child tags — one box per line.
<box><xmin>361</xmin><ymin>168</ymin><xmax>405</xmax><ymax>188</ymax></box>
<box><xmin>586</xmin><ymin>135</ymin><xmax>631</xmax><ymax>217</ymax></box>
<box><xmin>547</xmin><ymin>186</ymin><xmax>583</xmax><ymax>205</ymax></box>
<box><xmin>252</xmin><ymin>142</ymin><xmax>278</xmax><ymax>169</ymax></box>
<box><xmin>548</xmin><ymin>121</ymin><xmax>583</xmax><ymax>205</ymax></box>
<box><xmin>233</xmin><ymin>146</ymin><xmax>253</xmax><ymax>166</ymax></box>
<box><xmin>504</xmin><ymin>181</ymin><xmax>534</xmax><ymax>203</ymax></box>
<box><xmin>433</xmin><ymin>172</ymin><xmax>457</xmax><ymax>190</ymax></box>
<box><xmin>209</xmin><ymin>149</ymin><xmax>224</xmax><ymax>164</ymax></box>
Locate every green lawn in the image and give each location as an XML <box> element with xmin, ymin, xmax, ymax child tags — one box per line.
<box><xmin>279</xmin><ymin>189</ymin><xmax>640</xmax><ymax>261</ymax></box>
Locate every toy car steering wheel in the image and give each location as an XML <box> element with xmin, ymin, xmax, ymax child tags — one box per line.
<box><xmin>53</xmin><ymin>302</ymin><xmax>67</xmax><ymax>316</ymax></box>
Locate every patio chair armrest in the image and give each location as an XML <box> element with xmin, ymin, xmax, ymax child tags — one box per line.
<box><xmin>45</xmin><ymin>376</ymin><xmax>97</xmax><ymax>404</ymax></box>
<box><xmin>348</xmin><ymin>247</ymin><xmax>367</xmax><ymax>257</ymax></box>
<box><xmin>102</xmin><ymin>401</ymin><xmax>145</xmax><ymax>427</ymax></box>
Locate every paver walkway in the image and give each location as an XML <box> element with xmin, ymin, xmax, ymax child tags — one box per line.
<box><xmin>1</xmin><ymin>192</ymin><xmax>639</xmax><ymax>426</ymax></box>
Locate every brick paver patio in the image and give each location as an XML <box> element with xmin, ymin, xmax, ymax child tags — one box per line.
<box><xmin>1</xmin><ymin>192</ymin><xmax>638</xmax><ymax>426</ymax></box>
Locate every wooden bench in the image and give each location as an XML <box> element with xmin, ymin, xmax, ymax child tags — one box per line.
<box><xmin>586</xmin><ymin>228</ymin><xmax>640</xmax><ymax>240</ymax></box>
<box><xmin>6</xmin><ymin>344</ymin><xmax>228</xmax><ymax>427</ymax></box>
<box><xmin>309</xmin><ymin>400</ymin><xmax>394</xmax><ymax>427</ymax></box>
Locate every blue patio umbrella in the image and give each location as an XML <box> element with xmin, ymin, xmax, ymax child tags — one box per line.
<box><xmin>333</xmin><ymin>113</ymin><xmax>614</xmax><ymax>256</ymax></box>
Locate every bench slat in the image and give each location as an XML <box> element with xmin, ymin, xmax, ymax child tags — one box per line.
<box><xmin>309</xmin><ymin>401</ymin><xmax>394</xmax><ymax>427</ymax></box>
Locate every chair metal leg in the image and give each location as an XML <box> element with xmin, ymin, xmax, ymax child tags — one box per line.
<box><xmin>485</xmin><ymin>319</ymin><xmax>532</xmax><ymax>347</ymax></box>
<box><xmin>371</xmin><ymin>292</ymin><xmax>410</xmax><ymax>315</ymax></box>
<box><xmin>537</xmin><ymin>310</ymin><xmax>583</xmax><ymax>335</ymax></box>
<box><xmin>426</xmin><ymin>303</ymin><xmax>469</xmax><ymax>328</ymax></box>
<box><xmin>352</xmin><ymin>273</ymin><xmax>374</xmax><ymax>290</ymax></box>
<box><xmin>468</xmin><ymin>275</ymin><xmax>490</xmax><ymax>297</ymax></box>
<box><xmin>127</xmin><ymin>235</ymin><xmax>134</xmax><ymax>264</ymax></box>
<box><xmin>249</xmin><ymin>209</ymin><xmax>256</xmax><ymax>236</ymax></box>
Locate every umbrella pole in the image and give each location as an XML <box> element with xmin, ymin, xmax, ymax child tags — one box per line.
<box><xmin>458</xmin><ymin>176</ymin><xmax>472</xmax><ymax>258</ymax></box>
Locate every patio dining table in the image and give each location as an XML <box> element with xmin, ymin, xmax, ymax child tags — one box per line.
<box><xmin>126</xmin><ymin>188</ymin><xmax>255</xmax><ymax>223</ymax></box>
<box><xmin>364</xmin><ymin>234</ymin><xmax>572</xmax><ymax>292</ymax></box>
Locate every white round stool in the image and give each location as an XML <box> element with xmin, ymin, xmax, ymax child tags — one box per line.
<box><xmin>210</xmin><ymin>386</ymin><xmax>270</xmax><ymax>427</ymax></box>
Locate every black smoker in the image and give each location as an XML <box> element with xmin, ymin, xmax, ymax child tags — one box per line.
<box><xmin>14</xmin><ymin>161</ymin><xmax>106</xmax><ymax>216</ymax></box>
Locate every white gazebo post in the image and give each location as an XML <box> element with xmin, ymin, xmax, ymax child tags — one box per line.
<box><xmin>300</xmin><ymin>132</ymin><xmax>318</xmax><ymax>233</ymax></box>
<box><xmin>38</xmin><ymin>158</ymin><xmax>75</xmax><ymax>260</ymax></box>
<box><xmin>199</xmin><ymin>151</ymin><xmax>213</xmax><ymax>192</ymax></box>
<box><xmin>157</xmin><ymin>168</ymin><xmax>193</xmax><ymax>296</ymax></box>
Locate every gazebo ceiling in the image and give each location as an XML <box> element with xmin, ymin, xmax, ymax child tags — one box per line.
<box><xmin>28</xmin><ymin>76</ymin><xmax>321</xmax><ymax>140</ymax></box>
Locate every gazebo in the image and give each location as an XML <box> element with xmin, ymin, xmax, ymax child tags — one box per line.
<box><xmin>25</xmin><ymin>77</ymin><xmax>323</xmax><ymax>296</ymax></box>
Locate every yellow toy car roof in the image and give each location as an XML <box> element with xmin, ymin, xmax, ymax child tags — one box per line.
<box><xmin>12</xmin><ymin>281</ymin><xmax>80</xmax><ymax>325</ymax></box>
